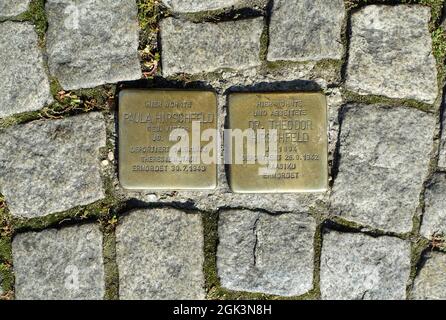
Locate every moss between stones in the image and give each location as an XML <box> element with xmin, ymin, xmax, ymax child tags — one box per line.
<box><xmin>406</xmin><ymin>238</ymin><xmax>431</xmax><ymax>297</ymax></box>
<box><xmin>432</xmin><ymin>27</ymin><xmax>446</xmax><ymax>92</ymax></box>
<box><xmin>0</xmin><ymin>170</ymin><xmax>121</xmax><ymax>299</ymax></box>
<box><xmin>100</xmin><ymin>216</ymin><xmax>120</xmax><ymax>300</ymax></box>
<box><xmin>0</xmin><ymin>84</ymin><xmax>115</xmax><ymax>131</ymax></box>
<box><xmin>0</xmin><ymin>194</ymin><xmax>13</xmax><ymax>299</ymax></box>
<box><xmin>17</xmin><ymin>0</ymin><xmax>47</xmax><ymax>47</ymax></box>
<box><xmin>203</xmin><ymin>209</ymin><xmax>322</xmax><ymax>300</ymax></box>
<box><xmin>137</xmin><ymin>0</ymin><xmax>165</xmax><ymax>78</ymax></box>
<box><xmin>0</xmin><ymin>0</ymin><xmax>445</xmax><ymax>300</ymax></box>
<box><xmin>259</xmin><ymin>17</ymin><xmax>270</xmax><ymax>63</ymax></box>
<box><xmin>342</xmin><ymin>89</ymin><xmax>436</xmax><ymax>112</ymax></box>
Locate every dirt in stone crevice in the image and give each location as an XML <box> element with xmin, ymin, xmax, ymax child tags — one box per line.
<box><xmin>1</xmin><ymin>0</ymin><xmax>446</xmax><ymax>301</ymax></box>
<box><xmin>0</xmin><ymin>194</ymin><xmax>14</xmax><ymax>300</ymax></box>
<box><xmin>202</xmin><ymin>208</ymin><xmax>322</xmax><ymax>300</ymax></box>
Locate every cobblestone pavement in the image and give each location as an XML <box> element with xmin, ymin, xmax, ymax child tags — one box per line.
<box><xmin>0</xmin><ymin>0</ymin><xmax>446</xmax><ymax>300</ymax></box>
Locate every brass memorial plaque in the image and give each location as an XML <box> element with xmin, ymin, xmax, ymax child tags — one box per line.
<box><xmin>227</xmin><ymin>92</ymin><xmax>328</xmax><ymax>193</ymax></box>
<box><xmin>119</xmin><ymin>89</ymin><xmax>217</xmax><ymax>190</ymax></box>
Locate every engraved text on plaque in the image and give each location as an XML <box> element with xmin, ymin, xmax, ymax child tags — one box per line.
<box><xmin>227</xmin><ymin>92</ymin><xmax>328</xmax><ymax>193</ymax></box>
<box><xmin>119</xmin><ymin>89</ymin><xmax>218</xmax><ymax>190</ymax></box>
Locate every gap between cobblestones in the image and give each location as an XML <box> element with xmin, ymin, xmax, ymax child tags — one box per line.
<box><xmin>0</xmin><ymin>0</ymin><xmax>446</xmax><ymax>300</ymax></box>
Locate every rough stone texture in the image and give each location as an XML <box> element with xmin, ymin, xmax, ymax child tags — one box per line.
<box><xmin>420</xmin><ymin>173</ymin><xmax>446</xmax><ymax>238</ymax></box>
<box><xmin>217</xmin><ymin>210</ymin><xmax>316</xmax><ymax>296</ymax></box>
<box><xmin>0</xmin><ymin>22</ymin><xmax>52</xmax><ymax>118</ymax></box>
<box><xmin>0</xmin><ymin>273</ymin><xmax>3</xmax><ymax>296</ymax></box>
<box><xmin>46</xmin><ymin>0</ymin><xmax>141</xmax><ymax>90</ymax></box>
<box><xmin>116</xmin><ymin>208</ymin><xmax>205</xmax><ymax>300</ymax></box>
<box><xmin>161</xmin><ymin>17</ymin><xmax>263</xmax><ymax>76</ymax></box>
<box><xmin>0</xmin><ymin>0</ymin><xmax>30</xmax><ymax>17</ymax></box>
<box><xmin>268</xmin><ymin>0</ymin><xmax>345</xmax><ymax>62</ymax></box>
<box><xmin>331</xmin><ymin>105</ymin><xmax>435</xmax><ymax>233</ymax></box>
<box><xmin>412</xmin><ymin>252</ymin><xmax>446</xmax><ymax>300</ymax></box>
<box><xmin>320</xmin><ymin>231</ymin><xmax>411</xmax><ymax>300</ymax></box>
<box><xmin>161</xmin><ymin>0</ymin><xmax>266</xmax><ymax>12</ymax></box>
<box><xmin>12</xmin><ymin>224</ymin><xmax>105</xmax><ymax>300</ymax></box>
<box><xmin>0</xmin><ymin>113</ymin><xmax>106</xmax><ymax>218</ymax></box>
<box><xmin>346</xmin><ymin>5</ymin><xmax>438</xmax><ymax>104</ymax></box>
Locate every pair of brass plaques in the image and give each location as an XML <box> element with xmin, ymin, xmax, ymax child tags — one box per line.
<box><xmin>119</xmin><ymin>89</ymin><xmax>328</xmax><ymax>193</ymax></box>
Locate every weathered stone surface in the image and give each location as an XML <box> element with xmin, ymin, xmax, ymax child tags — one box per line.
<box><xmin>12</xmin><ymin>224</ymin><xmax>105</xmax><ymax>300</ymax></box>
<box><xmin>0</xmin><ymin>273</ymin><xmax>3</xmax><ymax>296</ymax></box>
<box><xmin>217</xmin><ymin>210</ymin><xmax>316</xmax><ymax>296</ymax></box>
<box><xmin>46</xmin><ymin>0</ymin><xmax>141</xmax><ymax>90</ymax></box>
<box><xmin>320</xmin><ymin>231</ymin><xmax>411</xmax><ymax>300</ymax></box>
<box><xmin>268</xmin><ymin>0</ymin><xmax>345</xmax><ymax>62</ymax></box>
<box><xmin>161</xmin><ymin>17</ymin><xmax>263</xmax><ymax>76</ymax></box>
<box><xmin>331</xmin><ymin>105</ymin><xmax>435</xmax><ymax>233</ymax></box>
<box><xmin>346</xmin><ymin>5</ymin><xmax>438</xmax><ymax>104</ymax></box>
<box><xmin>116</xmin><ymin>208</ymin><xmax>205</xmax><ymax>300</ymax></box>
<box><xmin>161</xmin><ymin>0</ymin><xmax>266</xmax><ymax>12</ymax></box>
<box><xmin>0</xmin><ymin>0</ymin><xmax>30</xmax><ymax>17</ymax></box>
<box><xmin>0</xmin><ymin>113</ymin><xmax>106</xmax><ymax>218</ymax></box>
<box><xmin>0</xmin><ymin>22</ymin><xmax>52</xmax><ymax>118</ymax></box>
<box><xmin>420</xmin><ymin>174</ymin><xmax>446</xmax><ymax>238</ymax></box>
<box><xmin>412</xmin><ymin>252</ymin><xmax>446</xmax><ymax>300</ymax></box>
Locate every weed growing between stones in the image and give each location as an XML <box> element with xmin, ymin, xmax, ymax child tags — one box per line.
<box><xmin>0</xmin><ymin>0</ymin><xmax>444</xmax><ymax>300</ymax></box>
<box><xmin>430</xmin><ymin>233</ymin><xmax>446</xmax><ymax>251</ymax></box>
<box><xmin>137</xmin><ymin>0</ymin><xmax>166</xmax><ymax>78</ymax></box>
<box><xmin>0</xmin><ymin>83</ymin><xmax>115</xmax><ymax>131</ymax></box>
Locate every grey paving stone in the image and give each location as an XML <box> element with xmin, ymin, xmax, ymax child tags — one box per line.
<box><xmin>116</xmin><ymin>208</ymin><xmax>205</xmax><ymax>300</ymax></box>
<box><xmin>0</xmin><ymin>113</ymin><xmax>106</xmax><ymax>218</ymax></box>
<box><xmin>12</xmin><ymin>224</ymin><xmax>105</xmax><ymax>300</ymax></box>
<box><xmin>0</xmin><ymin>22</ymin><xmax>52</xmax><ymax>118</ymax></box>
<box><xmin>268</xmin><ymin>0</ymin><xmax>345</xmax><ymax>62</ymax></box>
<box><xmin>161</xmin><ymin>17</ymin><xmax>263</xmax><ymax>76</ymax></box>
<box><xmin>161</xmin><ymin>0</ymin><xmax>266</xmax><ymax>12</ymax></box>
<box><xmin>320</xmin><ymin>231</ymin><xmax>411</xmax><ymax>300</ymax></box>
<box><xmin>217</xmin><ymin>210</ymin><xmax>316</xmax><ymax>296</ymax></box>
<box><xmin>346</xmin><ymin>5</ymin><xmax>438</xmax><ymax>104</ymax></box>
<box><xmin>46</xmin><ymin>0</ymin><xmax>141</xmax><ymax>90</ymax></box>
<box><xmin>0</xmin><ymin>0</ymin><xmax>30</xmax><ymax>18</ymax></box>
<box><xmin>420</xmin><ymin>173</ymin><xmax>446</xmax><ymax>238</ymax></box>
<box><xmin>412</xmin><ymin>252</ymin><xmax>446</xmax><ymax>300</ymax></box>
<box><xmin>331</xmin><ymin>105</ymin><xmax>435</xmax><ymax>233</ymax></box>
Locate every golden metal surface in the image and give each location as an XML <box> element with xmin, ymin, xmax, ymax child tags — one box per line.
<box><xmin>227</xmin><ymin>92</ymin><xmax>328</xmax><ymax>193</ymax></box>
<box><xmin>119</xmin><ymin>89</ymin><xmax>217</xmax><ymax>190</ymax></box>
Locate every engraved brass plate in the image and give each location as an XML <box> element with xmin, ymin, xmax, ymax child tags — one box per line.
<box><xmin>119</xmin><ymin>89</ymin><xmax>217</xmax><ymax>190</ymax></box>
<box><xmin>227</xmin><ymin>92</ymin><xmax>328</xmax><ymax>193</ymax></box>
